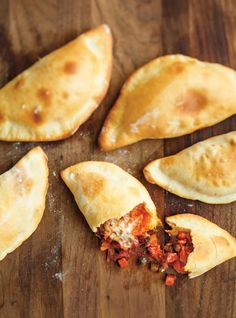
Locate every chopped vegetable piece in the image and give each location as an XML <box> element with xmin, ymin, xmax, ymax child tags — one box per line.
<box><xmin>148</xmin><ymin>245</ymin><xmax>161</xmax><ymax>258</ymax></box>
<box><xmin>118</xmin><ymin>257</ymin><xmax>129</xmax><ymax>268</ymax></box>
<box><xmin>165</xmin><ymin>274</ymin><xmax>176</xmax><ymax>286</ymax></box>
<box><xmin>173</xmin><ymin>260</ymin><xmax>185</xmax><ymax>273</ymax></box>
<box><xmin>166</xmin><ymin>252</ymin><xmax>178</xmax><ymax>264</ymax></box>
<box><xmin>179</xmin><ymin>248</ymin><xmax>188</xmax><ymax>263</ymax></box>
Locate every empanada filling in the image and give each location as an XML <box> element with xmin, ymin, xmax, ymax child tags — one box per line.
<box><xmin>96</xmin><ymin>204</ymin><xmax>161</xmax><ymax>268</ymax></box>
<box><xmin>163</xmin><ymin>229</ymin><xmax>194</xmax><ymax>285</ymax></box>
<box><xmin>96</xmin><ymin>209</ymin><xmax>193</xmax><ymax>285</ymax></box>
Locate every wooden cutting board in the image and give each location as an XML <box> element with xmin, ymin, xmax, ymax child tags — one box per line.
<box><xmin>0</xmin><ymin>0</ymin><xmax>235</xmax><ymax>317</ymax></box>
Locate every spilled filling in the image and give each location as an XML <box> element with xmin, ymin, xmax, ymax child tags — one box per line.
<box><xmin>96</xmin><ymin>204</ymin><xmax>194</xmax><ymax>285</ymax></box>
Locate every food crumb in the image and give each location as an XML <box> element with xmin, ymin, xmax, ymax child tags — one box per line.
<box><xmin>53</xmin><ymin>272</ymin><xmax>63</xmax><ymax>281</ymax></box>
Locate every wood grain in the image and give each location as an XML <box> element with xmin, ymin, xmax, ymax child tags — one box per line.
<box><xmin>0</xmin><ymin>0</ymin><xmax>235</xmax><ymax>317</ymax></box>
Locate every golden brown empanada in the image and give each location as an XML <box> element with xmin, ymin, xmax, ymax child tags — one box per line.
<box><xmin>61</xmin><ymin>161</ymin><xmax>160</xmax><ymax>231</ymax></box>
<box><xmin>0</xmin><ymin>25</ymin><xmax>112</xmax><ymax>141</ymax></box>
<box><xmin>99</xmin><ymin>54</ymin><xmax>236</xmax><ymax>151</ymax></box>
<box><xmin>0</xmin><ymin>147</ymin><xmax>48</xmax><ymax>261</ymax></box>
<box><xmin>144</xmin><ymin>132</ymin><xmax>236</xmax><ymax>204</ymax></box>
<box><xmin>61</xmin><ymin>161</ymin><xmax>162</xmax><ymax>268</ymax></box>
<box><xmin>166</xmin><ymin>214</ymin><xmax>236</xmax><ymax>278</ymax></box>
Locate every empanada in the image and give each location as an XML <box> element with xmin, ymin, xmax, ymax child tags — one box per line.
<box><xmin>165</xmin><ymin>214</ymin><xmax>236</xmax><ymax>279</ymax></box>
<box><xmin>144</xmin><ymin>132</ymin><xmax>236</xmax><ymax>204</ymax></box>
<box><xmin>0</xmin><ymin>25</ymin><xmax>112</xmax><ymax>141</ymax></box>
<box><xmin>61</xmin><ymin>161</ymin><xmax>161</xmax><ymax>267</ymax></box>
<box><xmin>99</xmin><ymin>54</ymin><xmax>236</xmax><ymax>151</ymax></box>
<box><xmin>0</xmin><ymin>146</ymin><xmax>48</xmax><ymax>261</ymax></box>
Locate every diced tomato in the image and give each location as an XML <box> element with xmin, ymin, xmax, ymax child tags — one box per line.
<box><xmin>118</xmin><ymin>257</ymin><xmax>129</xmax><ymax>268</ymax></box>
<box><xmin>179</xmin><ymin>248</ymin><xmax>189</xmax><ymax>263</ymax></box>
<box><xmin>148</xmin><ymin>245</ymin><xmax>161</xmax><ymax>258</ymax></box>
<box><xmin>165</xmin><ymin>274</ymin><xmax>176</xmax><ymax>286</ymax></box>
<box><xmin>173</xmin><ymin>260</ymin><xmax>185</xmax><ymax>273</ymax></box>
<box><xmin>166</xmin><ymin>252</ymin><xmax>178</xmax><ymax>264</ymax></box>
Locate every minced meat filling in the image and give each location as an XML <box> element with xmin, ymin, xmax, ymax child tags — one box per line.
<box><xmin>96</xmin><ymin>204</ymin><xmax>153</xmax><ymax>267</ymax></box>
<box><xmin>96</xmin><ymin>206</ymin><xmax>194</xmax><ymax>284</ymax></box>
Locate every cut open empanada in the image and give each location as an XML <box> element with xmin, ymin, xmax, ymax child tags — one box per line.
<box><xmin>61</xmin><ymin>161</ymin><xmax>162</xmax><ymax>267</ymax></box>
<box><xmin>165</xmin><ymin>214</ymin><xmax>236</xmax><ymax>279</ymax></box>
<box><xmin>99</xmin><ymin>54</ymin><xmax>236</xmax><ymax>151</ymax></box>
<box><xmin>61</xmin><ymin>162</ymin><xmax>236</xmax><ymax>282</ymax></box>
<box><xmin>144</xmin><ymin>132</ymin><xmax>236</xmax><ymax>204</ymax></box>
<box><xmin>0</xmin><ymin>25</ymin><xmax>112</xmax><ymax>141</ymax></box>
<box><xmin>0</xmin><ymin>147</ymin><xmax>48</xmax><ymax>261</ymax></box>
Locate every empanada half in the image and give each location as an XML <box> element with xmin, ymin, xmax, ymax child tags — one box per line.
<box><xmin>0</xmin><ymin>25</ymin><xmax>112</xmax><ymax>141</ymax></box>
<box><xmin>61</xmin><ymin>161</ymin><xmax>162</xmax><ymax>268</ymax></box>
<box><xmin>166</xmin><ymin>214</ymin><xmax>236</xmax><ymax>278</ymax></box>
<box><xmin>99</xmin><ymin>54</ymin><xmax>236</xmax><ymax>151</ymax></box>
<box><xmin>61</xmin><ymin>161</ymin><xmax>160</xmax><ymax>231</ymax></box>
<box><xmin>0</xmin><ymin>147</ymin><xmax>48</xmax><ymax>261</ymax></box>
<box><xmin>144</xmin><ymin>132</ymin><xmax>236</xmax><ymax>204</ymax></box>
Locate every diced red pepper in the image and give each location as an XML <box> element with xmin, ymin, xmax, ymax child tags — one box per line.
<box><xmin>173</xmin><ymin>260</ymin><xmax>185</xmax><ymax>273</ymax></box>
<box><xmin>118</xmin><ymin>257</ymin><xmax>129</xmax><ymax>268</ymax></box>
<box><xmin>148</xmin><ymin>245</ymin><xmax>161</xmax><ymax>258</ymax></box>
<box><xmin>165</xmin><ymin>274</ymin><xmax>176</xmax><ymax>286</ymax></box>
<box><xmin>166</xmin><ymin>252</ymin><xmax>178</xmax><ymax>264</ymax></box>
<box><xmin>179</xmin><ymin>248</ymin><xmax>188</xmax><ymax>263</ymax></box>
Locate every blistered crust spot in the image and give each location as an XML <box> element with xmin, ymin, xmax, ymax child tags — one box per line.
<box><xmin>62</xmin><ymin>91</ymin><xmax>69</xmax><ymax>99</ymax></box>
<box><xmin>63</xmin><ymin>61</ymin><xmax>78</xmax><ymax>75</ymax></box>
<box><xmin>80</xmin><ymin>172</ymin><xmax>105</xmax><ymax>198</ymax></box>
<box><xmin>175</xmin><ymin>89</ymin><xmax>207</xmax><ymax>114</ymax></box>
<box><xmin>193</xmin><ymin>145</ymin><xmax>236</xmax><ymax>187</ymax></box>
<box><xmin>170</xmin><ymin>61</ymin><xmax>185</xmax><ymax>74</ymax></box>
<box><xmin>0</xmin><ymin>113</ymin><xmax>5</xmax><ymax>123</ymax></box>
<box><xmin>32</xmin><ymin>106</ymin><xmax>43</xmax><ymax>124</ymax></box>
<box><xmin>230</xmin><ymin>137</ymin><xmax>236</xmax><ymax>146</ymax></box>
<box><xmin>37</xmin><ymin>88</ymin><xmax>52</xmax><ymax>106</ymax></box>
<box><xmin>162</xmin><ymin>157</ymin><xmax>175</xmax><ymax>166</ymax></box>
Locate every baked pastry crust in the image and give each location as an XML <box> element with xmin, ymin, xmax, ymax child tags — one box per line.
<box><xmin>166</xmin><ymin>214</ymin><xmax>236</xmax><ymax>278</ymax></box>
<box><xmin>61</xmin><ymin>161</ymin><xmax>161</xmax><ymax>231</ymax></box>
<box><xmin>0</xmin><ymin>147</ymin><xmax>48</xmax><ymax>261</ymax></box>
<box><xmin>99</xmin><ymin>54</ymin><xmax>236</xmax><ymax>151</ymax></box>
<box><xmin>144</xmin><ymin>132</ymin><xmax>236</xmax><ymax>204</ymax></box>
<box><xmin>0</xmin><ymin>25</ymin><xmax>112</xmax><ymax>141</ymax></box>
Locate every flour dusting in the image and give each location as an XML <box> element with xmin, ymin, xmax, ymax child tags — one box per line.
<box><xmin>53</xmin><ymin>272</ymin><xmax>64</xmax><ymax>281</ymax></box>
<box><xmin>130</xmin><ymin>110</ymin><xmax>159</xmax><ymax>133</ymax></box>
